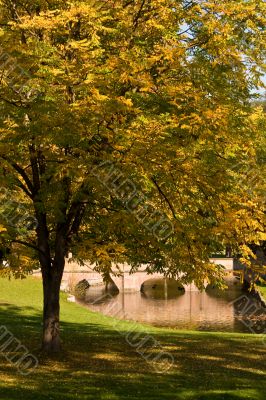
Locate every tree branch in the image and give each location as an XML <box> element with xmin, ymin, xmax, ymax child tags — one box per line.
<box><xmin>133</xmin><ymin>0</ymin><xmax>146</xmax><ymax>31</ymax></box>
<box><xmin>1</xmin><ymin>155</ymin><xmax>34</xmax><ymax>195</ymax></box>
<box><xmin>151</xmin><ymin>177</ymin><xmax>177</xmax><ymax>220</ymax></box>
<box><xmin>11</xmin><ymin>239</ymin><xmax>46</xmax><ymax>256</ymax></box>
<box><xmin>14</xmin><ymin>179</ymin><xmax>34</xmax><ymax>199</ymax></box>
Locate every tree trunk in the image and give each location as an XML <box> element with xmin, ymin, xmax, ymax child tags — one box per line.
<box><xmin>29</xmin><ymin>144</ymin><xmax>69</xmax><ymax>352</ymax></box>
<box><xmin>42</xmin><ymin>266</ymin><xmax>64</xmax><ymax>352</ymax></box>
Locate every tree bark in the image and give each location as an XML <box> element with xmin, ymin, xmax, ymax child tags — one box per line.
<box><xmin>28</xmin><ymin>144</ymin><xmax>70</xmax><ymax>352</ymax></box>
<box><xmin>42</xmin><ymin>264</ymin><xmax>64</xmax><ymax>352</ymax></box>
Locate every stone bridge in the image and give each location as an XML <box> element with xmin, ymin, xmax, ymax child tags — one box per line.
<box><xmin>60</xmin><ymin>257</ymin><xmax>234</xmax><ymax>293</ymax></box>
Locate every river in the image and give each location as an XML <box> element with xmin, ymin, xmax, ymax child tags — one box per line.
<box><xmin>76</xmin><ymin>278</ymin><xmax>266</xmax><ymax>334</ymax></box>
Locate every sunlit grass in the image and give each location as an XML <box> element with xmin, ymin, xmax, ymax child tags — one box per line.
<box><xmin>0</xmin><ymin>277</ymin><xmax>265</xmax><ymax>400</ymax></box>
<box><xmin>258</xmin><ymin>285</ymin><xmax>266</xmax><ymax>300</ymax></box>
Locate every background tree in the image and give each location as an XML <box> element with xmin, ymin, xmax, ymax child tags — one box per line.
<box><xmin>0</xmin><ymin>0</ymin><xmax>265</xmax><ymax>351</ymax></box>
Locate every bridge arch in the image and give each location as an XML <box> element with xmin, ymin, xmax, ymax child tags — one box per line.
<box><xmin>140</xmin><ymin>278</ymin><xmax>185</xmax><ymax>299</ymax></box>
<box><xmin>110</xmin><ymin>271</ymin><xmax>163</xmax><ymax>293</ymax></box>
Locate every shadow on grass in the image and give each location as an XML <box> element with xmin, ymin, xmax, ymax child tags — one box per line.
<box><xmin>0</xmin><ymin>303</ymin><xmax>265</xmax><ymax>400</ymax></box>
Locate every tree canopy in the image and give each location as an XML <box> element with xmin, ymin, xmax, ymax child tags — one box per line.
<box><xmin>0</xmin><ymin>0</ymin><xmax>265</xmax><ymax>350</ymax></box>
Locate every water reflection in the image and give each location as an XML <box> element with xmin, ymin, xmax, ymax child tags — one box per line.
<box><xmin>77</xmin><ymin>280</ymin><xmax>266</xmax><ymax>334</ymax></box>
<box><xmin>141</xmin><ymin>278</ymin><xmax>185</xmax><ymax>300</ymax></box>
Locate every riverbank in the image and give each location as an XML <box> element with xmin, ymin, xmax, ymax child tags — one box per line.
<box><xmin>0</xmin><ymin>277</ymin><xmax>265</xmax><ymax>400</ymax></box>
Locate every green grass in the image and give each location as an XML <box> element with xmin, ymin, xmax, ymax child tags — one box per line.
<box><xmin>0</xmin><ymin>277</ymin><xmax>265</xmax><ymax>400</ymax></box>
<box><xmin>258</xmin><ymin>286</ymin><xmax>266</xmax><ymax>300</ymax></box>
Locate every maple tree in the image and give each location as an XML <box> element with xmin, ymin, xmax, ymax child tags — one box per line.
<box><xmin>0</xmin><ymin>0</ymin><xmax>265</xmax><ymax>351</ymax></box>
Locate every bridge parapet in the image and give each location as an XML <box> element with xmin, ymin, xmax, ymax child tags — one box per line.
<box><xmin>60</xmin><ymin>258</ymin><xmax>234</xmax><ymax>292</ymax></box>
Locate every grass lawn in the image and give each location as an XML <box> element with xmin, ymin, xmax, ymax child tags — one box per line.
<box><xmin>0</xmin><ymin>277</ymin><xmax>265</xmax><ymax>400</ymax></box>
<box><xmin>258</xmin><ymin>286</ymin><xmax>266</xmax><ymax>300</ymax></box>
